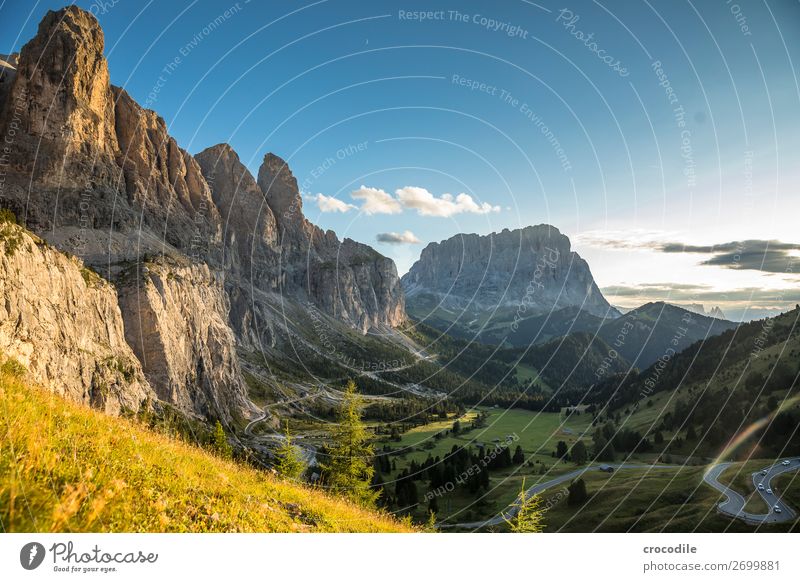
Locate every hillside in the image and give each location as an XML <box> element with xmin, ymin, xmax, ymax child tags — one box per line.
<box><xmin>589</xmin><ymin>307</ymin><xmax>800</xmax><ymax>459</ymax></box>
<box><xmin>0</xmin><ymin>365</ymin><xmax>412</xmax><ymax>533</ymax></box>
<box><xmin>596</xmin><ymin>302</ymin><xmax>738</xmax><ymax>369</ymax></box>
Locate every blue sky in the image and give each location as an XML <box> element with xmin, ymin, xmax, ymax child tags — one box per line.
<box><xmin>2</xmin><ymin>0</ymin><xmax>799</xmax><ymax>319</ymax></box>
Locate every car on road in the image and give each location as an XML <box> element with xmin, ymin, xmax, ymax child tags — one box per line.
<box><xmin>774</xmin><ymin>505</ymin><xmax>782</xmax><ymax>514</ymax></box>
<box><xmin>767</xmin><ymin>488</ymin><xmax>773</xmax><ymax>495</ymax></box>
<box><xmin>782</xmin><ymin>460</ymin><xmax>790</xmax><ymax>466</ymax></box>
<box><xmin>758</xmin><ymin>483</ymin><xmax>765</xmax><ymax>490</ymax></box>
<box><xmin>761</xmin><ymin>470</ymin><xmax>768</xmax><ymax>475</ymax></box>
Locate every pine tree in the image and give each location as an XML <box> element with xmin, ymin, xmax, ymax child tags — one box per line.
<box><xmin>505</xmin><ymin>480</ymin><xmax>545</xmax><ymax>533</ymax></box>
<box><xmin>571</xmin><ymin>440</ymin><xmax>587</xmax><ymax>465</ymax></box>
<box><xmin>275</xmin><ymin>421</ymin><xmax>305</xmax><ymax>480</ymax></box>
<box><xmin>568</xmin><ymin>478</ymin><xmax>588</xmax><ymax>506</ymax></box>
<box><xmin>321</xmin><ymin>380</ymin><xmax>378</xmax><ymax>507</ymax></box>
<box><xmin>512</xmin><ymin>445</ymin><xmax>525</xmax><ymax>464</ymax></box>
<box><xmin>211</xmin><ymin>420</ymin><xmax>232</xmax><ymax>459</ymax></box>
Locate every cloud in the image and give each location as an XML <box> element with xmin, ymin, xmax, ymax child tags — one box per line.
<box><xmin>350</xmin><ymin>186</ymin><xmax>403</xmax><ymax>215</ymax></box>
<box><xmin>395</xmin><ymin>186</ymin><xmax>500</xmax><ymax>217</ymax></box>
<box><xmin>573</xmin><ymin>229</ymin><xmax>677</xmax><ymax>250</ymax></box>
<box><xmin>312</xmin><ymin>193</ymin><xmax>356</xmax><ymax>213</ymax></box>
<box><xmin>375</xmin><ymin>230</ymin><xmax>422</xmax><ymax>244</ymax></box>
<box><xmin>576</xmin><ymin>231</ymin><xmax>800</xmax><ymax>275</ymax></box>
<box><xmin>349</xmin><ymin>185</ymin><xmax>500</xmax><ymax>217</ymax></box>
<box><xmin>602</xmin><ymin>282</ymin><xmax>800</xmax><ymax>304</ymax></box>
<box><xmin>660</xmin><ymin>240</ymin><xmax>800</xmax><ymax>274</ymax></box>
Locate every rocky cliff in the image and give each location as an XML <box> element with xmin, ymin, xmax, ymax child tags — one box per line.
<box><xmin>0</xmin><ymin>6</ymin><xmax>406</xmax><ymax>424</ymax></box>
<box><xmin>197</xmin><ymin>148</ymin><xmax>405</xmax><ymax>335</ymax></box>
<box><xmin>0</xmin><ymin>219</ymin><xmax>153</xmax><ymax>414</ymax></box>
<box><xmin>402</xmin><ymin>225</ymin><xmax>617</xmax><ymax>342</ymax></box>
<box><xmin>403</xmin><ymin>225</ymin><xmax>615</xmax><ymax>316</ymax></box>
<box><xmin>117</xmin><ymin>256</ymin><xmax>255</xmax><ymax>423</ymax></box>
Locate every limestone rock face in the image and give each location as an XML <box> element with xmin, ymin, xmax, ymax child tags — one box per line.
<box><xmin>198</xmin><ymin>148</ymin><xmax>405</xmax><ymax>336</ymax></box>
<box><xmin>0</xmin><ymin>53</ymin><xmax>17</xmax><ymax>111</ymax></box>
<box><xmin>195</xmin><ymin>144</ymin><xmax>278</xmax><ymax>279</ymax></box>
<box><xmin>0</xmin><ymin>6</ymin><xmax>119</xmax><ymax>200</ymax></box>
<box><xmin>402</xmin><ymin>225</ymin><xmax>615</xmax><ymax>318</ymax></box>
<box><xmin>113</xmin><ymin>87</ymin><xmax>221</xmax><ymax>258</ymax></box>
<box><xmin>0</xmin><ymin>222</ymin><xmax>153</xmax><ymax>414</ymax></box>
<box><xmin>0</xmin><ymin>5</ymin><xmax>407</xmax><ymax>426</ymax></box>
<box><xmin>117</xmin><ymin>257</ymin><xmax>255</xmax><ymax>423</ymax></box>
<box><xmin>258</xmin><ymin>152</ymin><xmax>304</xmax><ymax>223</ymax></box>
<box><xmin>0</xmin><ymin>7</ymin><xmax>220</xmax><ymax>262</ymax></box>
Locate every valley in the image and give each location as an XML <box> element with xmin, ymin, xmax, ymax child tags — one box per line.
<box><xmin>0</xmin><ymin>5</ymin><xmax>798</xmax><ymax>536</ymax></box>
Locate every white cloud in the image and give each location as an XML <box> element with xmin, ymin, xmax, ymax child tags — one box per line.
<box><xmin>376</xmin><ymin>230</ymin><xmax>422</xmax><ymax>244</ymax></box>
<box><xmin>312</xmin><ymin>193</ymin><xmax>356</xmax><ymax>213</ymax></box>
<box><xmin>572</xmin><ymin>229</ymin><xmax>678</xmax><ymax>250</ymax></box>
<box><xmin>395</xmin><ymin>186</ymin><xmax>500</xmax><ymax>217</ymax></box>
<box><xmin>350</xmin><ymin>186</ymin><xmax>402</xmax><ymax>215</ymax></box>
<box><xmin>350</xmin><ymin>184</ymin><xmax>501</xmax><ymax>217</ymax></box>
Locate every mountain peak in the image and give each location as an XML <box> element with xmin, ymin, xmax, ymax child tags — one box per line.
<box><xmin>402</xmin><ymin>224</ymin><xmax>616</xmax><ymax>330</ymax></box>
<box><xmin>7</xmin><ymin>4</ymin><xmax>116</xmax><ymax>162</ymax></box>
<box><xmin>258</xmin><ymin>152</ymin><xmax>301</xmax><ymax>219</ymax></box>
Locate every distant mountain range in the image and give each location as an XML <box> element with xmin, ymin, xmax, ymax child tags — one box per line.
<box><xmin>402</xmin><ymin>225</ymin><xmax>619</xmax><ymax>334</ymax></box>
<box><xmin>402</xmin><ymin>226</ymin><xmax>738</xmax><ymax>369</ymax></box>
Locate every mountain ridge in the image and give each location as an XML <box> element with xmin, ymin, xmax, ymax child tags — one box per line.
<box><xmin>0</xmin><ymin>6</ymin><xmax>405</xmax><ymax>425</ymax></box>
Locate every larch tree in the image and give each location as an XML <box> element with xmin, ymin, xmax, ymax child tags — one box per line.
<box><xmin>275</xmin><ymin>421</ymin><xmax>306</xmax><ymax>480</ymax></box>
<box><xmin>505</xmin><ymin>480</ymin><xmax>545</xmax><ymax>533</ymax></box>
<box><xmin>321</xmin><ymin>380</ymin><xmax>378</xmax><ymax>507</ymax></box>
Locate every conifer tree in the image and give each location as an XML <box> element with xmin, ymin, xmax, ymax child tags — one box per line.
<box><xmin>211</xmin><ymin>420</ymin><xmax>232</xmax><ymax>459</ymax></box>
<box><xmin>321</xmin><ymin>380</ymin><xmax>378</xmax><ymax>507</ymax></box>
<box><xmin>505</xmin><ymin>480</ymin><xmax>545</xmax><ymax>533</ymax></box>
<box><xmin>275</xmin><ymin>421</ymin><xmax>306</xmax><ymax>480</ymax></box>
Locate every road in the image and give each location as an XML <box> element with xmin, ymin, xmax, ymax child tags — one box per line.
<box><xmin>703</xmin><ymin>457</ymin><xmax>800</xmax><ymax>524</ymax></box>
<box><xmin>445</xmin><ymin>463</ymin><xmax>681</xmax><ymax>529</ymax></box>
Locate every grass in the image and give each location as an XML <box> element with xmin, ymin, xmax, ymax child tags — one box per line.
<box><xmin>383</xmin><ymin>406</ymin><xmax>596</xmax><ymax>522</ymax></box>
<box><xmin>540</xmin><ymin>466</ymin><xmax>793</xmax><ymax>532</ymax></box>
<box><xmin>773</xmin><ymin>470</ymin><xmax>800</xmax><ymax>521</ymax></box>
<box><xmin>388</xmin><ymin>406</ymin><xmax>592</xmax><ymax>469</ymax></box>
<box><xmin>0</xmin><ymin>370</ymin><xmax>413</xmax><ymax>533</ymax></box>
<box><xmin>514</xmin><ymin>363</ymin><xmax>550</xmax><ymax>392</ymax></box>
<box><xmin>619</xmin><ymin>322</ymin><xmax>800</xmax><ymax>461</ymax></box>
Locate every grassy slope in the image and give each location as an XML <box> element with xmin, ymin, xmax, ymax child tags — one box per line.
<box><xmin>773</xmin><ymin>472</ymin><xmax>800</xmax><ymax>520</ymax></box>
<box><xmin>0</xmin><ymin>371</ymin><xmax>412</xmax><ymax>533</ymax></box>
<box><xmin>603</xmin><ymin>307</ymin><xmax>800</xmax><ymax>461</ymax></box>
<box><xmin>384</xmin><ymin>407</ymin><xmax>595</xmax><ymax>522</ymax></box>
<box><xmin>541</xmin><ymin>466</ymin><xmax>795</xmax><ymax>532</ymax></box>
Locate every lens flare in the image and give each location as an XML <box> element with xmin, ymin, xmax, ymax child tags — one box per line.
<box><xmin>705</xmin><ymin>393</ymin><xmax>800</xmax><ymax>476</ymax></box>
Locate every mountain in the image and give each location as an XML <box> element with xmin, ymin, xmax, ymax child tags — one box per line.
<box><xmin>195</xmin><ymin>144</ymin><xmax>404</xmax><ymax>341</ymax></box>
<box><xmin>596</xmin><ymin>302</ymin><xmax>739</xmax><ymax>369</ymax></box>
<box><xmin>0</xmin><ymin>7</ymin><xmax>405</xmax><ymax>426</ymax></box>
<box><xmin>707</xmin><ymin>306</ymin><xmax>727</xmax><ymax>320</ymax></box>
<box><xmin>671</xmin><ymin>303</ymin><xmax>728</xmax><ymax>320</ymax></box>
<box><xmin>589</xmin><ymin>306</ymin><xmax>800</xmax><ymax>459</ymax></box>
<box><xmin>478</xmin><ymin>305</ymin><xmax>607</xmax><ymax>346</ymax></box>
<box><xmin>401</xmin><ymin>225</ymin><xmax>619</xmax><ymax>342</ymax></box>
<box><xmin>0</xmin><ymin>218</ymin><xmax>153</xmax><ymax>415</ymax></box>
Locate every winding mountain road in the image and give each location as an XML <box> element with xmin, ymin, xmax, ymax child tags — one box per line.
<box><xmin>703</xmin><ymin>457</ymin><xmax>800</xmax><ymax>524</ymax></box>
<box><xmin>444</xmin><ymin>458</ymin><xmax>800</xmax><ymax>529</ymax></box>
<box><xmin>445</xmin><ymin>463</ymin><xmax>681</xmax><ymax>529</ymax></box>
